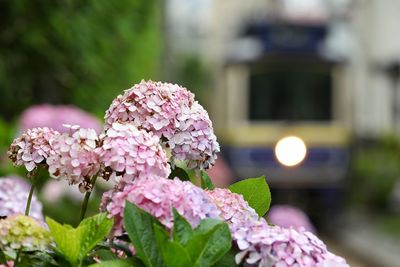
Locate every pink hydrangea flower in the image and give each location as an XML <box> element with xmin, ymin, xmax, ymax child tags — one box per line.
<box><xmin>104</xmin><ymin>80</ymin><xmax>219</xmax><ymax>169</ymax></box>
<box><xmin>104</xmin><ymin>80</ymin><xmax>194</xmax><ymax>136</ymax></box>
<box><xmin>97</xmin><ymin>122</ymin><xmax>170</xmax><ymax>183</ymax></box>
<box><xmin>0</xmin><ymin>176</ymin><xmax>43</xmax><ymax>221</ymax></box>
<box><xmin>172</xmin><ymin>102</ymin><xmax>220</xmax><ymax>169</ymax></box>
<box><xmin>267</xmin><ymin>205</ymin><xmax>316</xmax><ymax>233</ymax></box>
<box><xmin>234</xmin><ymin>219</ymin><xmax>349</xmax><ymax>267</ymax></box>
<box><xmin>8</xmin><ymin>127</ymin><xmax>60</xmax><ymax>173</ymax></box>
<box><xmin>41</xmin><ymin>179</ymin><xmax>85</xmax><ymax>204</ymax></box>
<box><xmin>19</xmin><ymin>104</ymin><xmax>102</xmax><ymax>134</ymax></box>
<box><xmin>0</xmin><ymin>261</ymin><xmax>14</xmax><ymax>267</ymax></box>
<box><xmin>206</xmin><ymin>188</ymin><xmax>259</xmax><ymax>232</ymax></box>
<box><xmin>100</xmin><ymin>177</ymin><xmax>221</xmax><ymax>236</ymax></box>
<box><xmin>207</xmin><ymin>189</ymin><xmax>347</xmax><ymax>266</ymax></box>
<box><xmin>46</xmin><ymin>125</ymin><xmax>100</xmax><ymax>192</ymax></box>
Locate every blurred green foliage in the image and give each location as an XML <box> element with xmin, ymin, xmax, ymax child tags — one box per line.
<box><xmin>0</xmin><ymin>0</ymin><xmax>161</xmax><ymax>119</ymax></box>
<box><xmin>175</xmin><ymin>55</ymin><xmax>211</xmax><ymax>107</ymax></box>
<box><xmin>377</xmin><ymin>214</ymin><xmax>400</xmax><ymax>237</ymax></box>
<box><xmin>0</xmin><ymin>118</ymin><xmax>18</xmax><ymax>177</ymax></box>
<box><xmin>351</xmin><ymin>135</ymin><xmax>400</xmax><ymax>208</ymax></box>
<box><xmin>175</xmin><ymin>55</ymin><xmax>210</xmax><ymax>93</ymax></box>
<box><xmin>0</xmin><ymin>0</ymin><xmax>162</xmax><ymax>224</ymax></box>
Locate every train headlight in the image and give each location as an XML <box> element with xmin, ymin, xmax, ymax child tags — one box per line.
<box><xmin>275</xmin><ymin>136</ymin><xmax>307</xmax><ymax>167</ymax></box>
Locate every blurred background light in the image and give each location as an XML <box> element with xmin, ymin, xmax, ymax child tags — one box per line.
<box><xmin>275</xmin><ymin>136</ymin><xmax>307</xmax><ymax>167</ymax></box>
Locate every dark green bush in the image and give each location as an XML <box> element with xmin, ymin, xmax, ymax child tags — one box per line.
<box><xmin>351</xmin><ymin>135</ymin><xmax>400</xmax><ymax>208</ymax></box>
<box><xmin>0</xmin><ymin>0</ymin><xmax>161</xmax><ymax>119</ymax></box>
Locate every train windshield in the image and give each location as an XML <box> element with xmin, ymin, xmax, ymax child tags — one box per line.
<box><xmin>249</xmin><ymin>65</ymin><xmax>332</xmax><ymax>121</ymax></box>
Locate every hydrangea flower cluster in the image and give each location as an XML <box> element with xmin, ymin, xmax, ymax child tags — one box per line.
<box><xmin>206</xmin><ymin>188</ymin><xmax>259</xmax><ymax>232</ymax></box>
<box><xmin>172</xmin><ymin>102</ymin><xmax>220</xmax><ymax>169</ymax></box>
<box><xmin>46</xmin><ymin>125</ymin><xmax>100</xmax><ymax>192</ymax></box>
<box><xmin>8</xmin><ymin>127</ymin><xmax>60</xmax><ymax>173</ymax></box>
<box><xmin>4</xmin><ymin>80</ymin><xmax>351</xmax><ymax>266</ymax></box>
<box><xmin>0</xmin><ymin>177</ymin><xmax>43</xmax><ymax>221</ymax></box>
<box><xmin>19</xmin><ymin>104</ymin><xmax>102</xmax><ymax>134</ymax></box>
<box><xmin>100</xmin><ymin>177</ymin><xmax>221</xmax><ymax>236</ymax></box>
<box><xmin>234</xmin><ymin>219</ymin><xmax>349</xmax><ymax>267</ymax></box>
<box><xmin>206</xmin><ymin>188</ymin><xmax>348</xmax><ymax>266</ymax></box>
<box><xmin>267</xmin><ymin>205</ymin><xmax>316</xmax><ymax>233</ymax></box>
<box><xmin>98</xmin><ymin>122</ymin><xmax>170</xmax><ymax>183</ymax></box>
<box><xmin>104</xmin><ymin>80</ymin><xmax>219</xmax><ymax>169</ymax></box>
<box><xmin>104</xmin><ymin>80</ymin><xmax>195</xmax><ymax>136</ymax></box>
<box><xmin>0</xmin><ymin>215</ymin><xmax>50</xmax><ymax>251</ymax></box>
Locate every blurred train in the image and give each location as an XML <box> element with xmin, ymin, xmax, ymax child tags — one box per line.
<box><xmin>213</xmin><ymin>20</ymin><xmax>351</xmax><ymax>224</ymax></box>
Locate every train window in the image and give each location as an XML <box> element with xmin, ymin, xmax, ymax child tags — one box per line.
<box><xmin>249</xmin><ymin>67</ymin><xmax>332</xmax><ymax>121</ymax></box>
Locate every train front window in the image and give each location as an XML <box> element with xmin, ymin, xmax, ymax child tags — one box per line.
<box><xmin>248</xmin><ymin>66</ymin><xmax>332</xmax><ymax>121</ymax></box>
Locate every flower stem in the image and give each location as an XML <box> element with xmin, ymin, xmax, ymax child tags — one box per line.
<box><xmin>79</xmin><ymin>176</ymin><xmax>98</xmax><ymax>222</ymax></box>
<box><xmin>25</xmin><ymin>182</ymin><xmax>35</xmax><ymax>216</ymax></box>
<box><xmin>14</xmin><ymin>251</ymin><xmax>21</xmax><ymax>267</ymax></box>
<box><xmin>15</xmin><ymin>177</ymin><xmax>36</xmax><ymax>267</ymax></box>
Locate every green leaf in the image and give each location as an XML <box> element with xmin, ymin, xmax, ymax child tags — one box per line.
<box><xmin>19</xmin><ymin>251</ymin><xmax>59</xmax><ymax>267</ymax></box>
<box><xmin>88</xmin><ymin>258</ymin><xmax>144</xmax><ymax>267</ymax></box>
<box><xmin>186</xmin><ymin>220</ymin><xmax>232</xmax><ymax>267</ymax></box>
<box><xmin>193</xmin><ymin>219</ymin><xmax>222</xmax><ymax>235</ymax></box>
<box><xmin>153</xmin><ymin>224</ymin><xmax>192</xmax><ymax>267</ymax></box>
<box><xmin>123</xmin><ymin>202</ymin><xmax>165</xmax><ymax>267</ymax></box>
<box><xmin>172</xmin><ymin>161</ymin><xmax>198</xmax><ymax>184</ymax></box>
<box><xmin>0</xmin><ymin>250</ymin><xmax>6</xmax><ymax>264</ymax></box>
<box><xmin>228</xmin><ymin>176</ymin><xmax>271</xmax><ymax>216</ymax></box>
<box><xmin>212</xmin><ymin>249</ymin><xmax>238</xmax><ymax>267</ymax></box>
<box><xmin>46</xmin><ymin>217</ymin><xmax>83</xmax><ymax>266</ymax></box>
<box><xmin>172</xmin><ymin>209</ymin><xmax>193</xmax><ymax>246</ymax></box>
<box><xmin>168</xmin><ymin>166</ymin><xmax>190</xmax><ymax>181</ymax></box>
<box><xmin>46</xmin><ymin>213</ymin><xmax>113</xmax><ymax>267</ymax></box>
<box><xmin>200</xmin><ymin>171</ymin><xmax>215</xmax><ymax>190</ymax></box>
<box><xmin>79</xmin><ymin>213</ymin><xmax>114</xmax><ymax>259</ymax></box>
<box><xmin>95</xmin><ymin>249</ymin><xmax>118</xmax><ymax>261</ymax></box>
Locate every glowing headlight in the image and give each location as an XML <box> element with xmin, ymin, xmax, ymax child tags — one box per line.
<box><xmin>275</xmin><ymin>136</ymin><xmax>307</xmax><ymax>167</ymax></box>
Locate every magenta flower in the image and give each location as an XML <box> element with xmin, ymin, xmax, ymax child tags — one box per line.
<box><xmin>0</xmin><ymin>176</ymin><xmax>43</xmax><ymax>221</ymax></box>
<box><xmin>46</xmin><ymin>125</ymin><xmax>100</xmax><ymax>192</ymax></box>
<box><xmin>206</xmin><ymin>188</ymin><xmax>259</xmax><ymax>232</ymax></box>
<box><xmin>8</xmin><ymin>127</ymin><xmax>60</xmax><ymax>173</ymax></box>
<box><xmin>97</xmin><ymin>122</ymin><xmax>170</xmax><ymax>184</ymax></box>
<box><xmin>19</xmin><ymin>104</ymin><xmax>102</xmax><ymax>134</ymax></box>
<box><xmin>100</xmin><ymin>177</ymin><xmax>221</xmax><ymax>236</ymax></box>
<box><xmin>104</xmin><ymin>80</ymin><xmax>219</xmax><ymax>169</ymax></box>
<box><xmin>234</xmin><ymin>219</ymin><xmax>349</xmax><ymax>267</ymax></box>
<box><xmin>267</xmin><ymin>205</ymin><xmax>316</xmax><ymax>233</ymax></box>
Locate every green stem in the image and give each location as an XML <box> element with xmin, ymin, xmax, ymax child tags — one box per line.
<box><xmin>15</xmin><ymin>178</ymin><xmax>36</xmax><ymax>267</ymax></box>
<box><xmin>14</xmin><ymin>251</ymin><xmax>21</xmax><ymax>267</ymax></box>
<box><xmin>79</xmin><ymin>176</ymin><xmax>98</xmax><ymax>222</ymax></box>
<box><xmin>25</xmin><ymin>182</ymin><xmax>35</xmax><ymax>216</ymax></box>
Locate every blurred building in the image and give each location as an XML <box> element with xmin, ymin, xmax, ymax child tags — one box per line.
<box><xmin>165</xmin><ymin>0</ymin><xmax>400</xmax><ymax>203</ymax></box>
<box><xmin>168</xmin><ymin>0</ymin><xmax>400</xmax><ymax>137</ymax></box>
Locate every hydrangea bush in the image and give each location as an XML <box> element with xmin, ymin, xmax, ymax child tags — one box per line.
<box><xmin>0</xmin><ymin>80</ymin><xmax>349</xmax><ymax>267</ymax></box>
<box><xmin>19</xmin><ymin>104</ymin><xmax>102</xmax><ymax>134</ymax></box>
<box><xmin>0</xmin><ymin>176</ymin><xmax>43</xmax><ymax>221</ymax></box>
<box><xmin>267</xmin><ymin>205</ymin><xmax>316</xmax><ymax>233</ymax></box>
